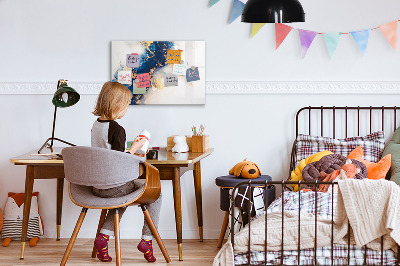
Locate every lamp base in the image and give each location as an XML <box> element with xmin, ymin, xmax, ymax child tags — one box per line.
<box><xmin>38</xmin><ymin>137</ymin><xmax>76</xmax><ymax>154</ymax></box>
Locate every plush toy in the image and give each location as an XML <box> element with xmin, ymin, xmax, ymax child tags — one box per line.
<box><xmin>172</xmin><ymin>135</ymin><xmax>189</xmax><ymax>153</ymax></box>
<box><xmin>1</xmin><ymin>192</ymin><xmax>44</xmax><ymax>247</ymax></box>
<box><xmin>317</xmin><ymin>160</ymin><xmax>360</xmax><ymax>193</ymax></box>
<box><xmin>289</xmin><ymin>150</ymin><xmax>333</xmax><ymax>191</ymax></box>
<box><xmin>348</xmin><ymin>146</ymin><xmax>391</xmax><ymax>180</ymax></box>
<box><xmin>229</xmin><ymin>159</ymin><xmax>261</xmax><ymax>179</ymax></box>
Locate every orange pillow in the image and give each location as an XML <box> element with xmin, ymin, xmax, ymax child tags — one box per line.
<box><xmin>347</xmin><ymin>146</ymin><xmax>391</xmax><ymax>180</ymax></box>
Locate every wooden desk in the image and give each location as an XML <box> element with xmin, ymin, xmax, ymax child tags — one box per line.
<box><xmin>10</xmin><ymin>147</ymin><xmax>213</xmax><ymax>261</ymax></box>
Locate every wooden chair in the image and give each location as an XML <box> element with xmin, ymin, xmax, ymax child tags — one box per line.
<box><xmin>60</xmin><ymin>146</ymin><xmax>171</xmax><ymax>265</ymax></box>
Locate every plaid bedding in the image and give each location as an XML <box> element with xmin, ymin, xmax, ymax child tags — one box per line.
<box><xmin>234</xmin><ymin>191</ymin><xmax>397</xmax><ymax>265</ymax></box>
<box><xmin>294</xmin><ymin>131</ymin><xmax>385</xmax><ymax>166</ymax></box>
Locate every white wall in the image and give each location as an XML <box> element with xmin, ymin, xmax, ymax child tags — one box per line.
<box><xmin>1</xmin><ymin>0</ymin><xmax>400</xmax><ymax>239</ymax></box>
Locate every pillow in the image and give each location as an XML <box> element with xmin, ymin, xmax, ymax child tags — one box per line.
<box><xmin>348</xmin><ymin>146</ymin><xmax>391</xmax><ymax>180</ymax></box>
<box><xmin>382</xmin><ymin>126</ymin><xmax>400</xmax><ymax>184</ymax></box>
<box><xmin>289</xmin><ymin>150</ymin><xmax>333</xmax><ymax>191</ymax></box>
<box><xmin>295</xmin><ymin>131</ymin><xmax>385</xmax><ymax>166</ymax></box>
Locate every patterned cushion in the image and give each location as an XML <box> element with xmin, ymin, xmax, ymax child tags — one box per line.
<box><xmin>294</xmin><ymin>131</ymin><xmax>385</xmax><ymax>166</ymax></box>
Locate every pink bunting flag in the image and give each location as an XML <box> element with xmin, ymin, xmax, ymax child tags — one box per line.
<box><xmin>275</xmin><ymin>23</ymin><xmax>293</xmax><ymax>49</ymax></box>
<box><xmin>298</xmin><ymin>29</ymin><xmax>317</xmax><ymax>58</ymax></box>
<box><xmin>378</xmin><ymin>21</ymin><xmax>398</xmax><ymax>50</ymax></box>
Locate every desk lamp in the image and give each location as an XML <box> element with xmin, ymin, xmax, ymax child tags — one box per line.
<box><xmin>38</xmin><ymin>79</ymin><xmax>80</xmax><ymax>154</ymax></box>
<box><xmin>241</xmin><ymin>0</ymin><xmax>305</xmax><ymax>23</ymax></box>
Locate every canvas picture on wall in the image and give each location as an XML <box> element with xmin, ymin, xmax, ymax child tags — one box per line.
<box><xmin>111</xmin><ymin>41</ymin><xmax>205</xmax><ymax>105</ymax></box>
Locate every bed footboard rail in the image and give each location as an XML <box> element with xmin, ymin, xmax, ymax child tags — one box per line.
<box><xmin>230</xmin><ymin>180</ymin><xmax>400</xmax><ymax>266</ymax></box>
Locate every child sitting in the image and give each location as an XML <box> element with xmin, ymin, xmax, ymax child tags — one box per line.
<box><xmin>91</xmin><ymin>81</ymin><xmax>161</xmax><ymax>263</ymax></box>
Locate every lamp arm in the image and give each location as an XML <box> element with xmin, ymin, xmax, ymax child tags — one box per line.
<box><xmin>50</xmin><ymin>105</ymin><xmax>57</xmax><ymax>148</ymax></box>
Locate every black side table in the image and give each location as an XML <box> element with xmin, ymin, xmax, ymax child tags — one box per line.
<box><xmin>215</xmin><ymin>175</ymin><xmax>275</xmax><ymax>248</ymax></box>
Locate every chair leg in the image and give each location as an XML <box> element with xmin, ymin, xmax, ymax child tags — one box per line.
<box><xmin>141</xmin><ymin>205</ymin><xmax>171</xmax><ymax>263</ymax></box>
<box><xmin>114</xmin><ymin>209</ymin><xmax>121</xmax><ymax>266</ymax></box>
<box><xmin>217</xmin><ymin>211</ymin><xmax>230</xmax><ymax>248</ymax></box>
<box><xmin>91</xmin><ymin>209</ymin><xmax>108</xmax><ymax>258</ymax></box>
<box><xmin>60</xmin><ymin>208</ymin><xmax>88</xmax><ymax>266</ymax></box>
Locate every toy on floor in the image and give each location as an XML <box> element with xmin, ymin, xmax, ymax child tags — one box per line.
<box><xmin>1</xmin><ymin>192</ymin><xmax>44</xmax><ymax>247</ymax></box>
<box><xmin>229</xmin><ymin>159</ymin><xmax>261</xmax><ymax>179</ymax></box>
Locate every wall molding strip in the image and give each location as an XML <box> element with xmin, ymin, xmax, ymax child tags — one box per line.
<box><xmin>0</xmin><ymin>81</ymin><xmax>399</xmax><ymax>95</ymax></box>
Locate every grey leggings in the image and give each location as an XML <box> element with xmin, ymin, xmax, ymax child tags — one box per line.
<box><xmin>92</xmin><ymin>180</ymin><xmax>162</xmax><ymax>240</ymax></box>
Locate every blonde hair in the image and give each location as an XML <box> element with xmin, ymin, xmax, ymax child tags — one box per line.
<box><xmin>93</xmin><ymin>81</ymin><xmax>133</xmax><ymax>120</ymax></box>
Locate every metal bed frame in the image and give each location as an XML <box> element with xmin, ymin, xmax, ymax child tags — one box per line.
<box><xmin>230</xmin><ymin>106</ymin><xmax>400</xmax><ymax>266</ymax></box>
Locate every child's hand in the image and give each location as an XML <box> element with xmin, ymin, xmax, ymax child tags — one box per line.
<box><xmin>129</xmin><ymin>137</ymin><xmax>147</xmax><ymax>155</ymax></box>
<box><xmin>134</xmin><ymin>148</ymin><xmax>149</xmax><ymax>157</ymax></box>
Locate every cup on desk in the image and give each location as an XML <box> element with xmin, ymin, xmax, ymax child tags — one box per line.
<box><xmin>146</xmin><ymin>150</ymin><xmax>158</xmax><ymax>160</ymax></box>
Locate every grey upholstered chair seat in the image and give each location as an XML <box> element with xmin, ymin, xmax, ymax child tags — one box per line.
<box><xmin>69</xmin><ymin>180</ymin><xmax>145</xmax><ymax>208</ymax></box>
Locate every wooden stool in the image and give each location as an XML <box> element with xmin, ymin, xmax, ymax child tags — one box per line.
<box><xmin>215</xmin><ymin>175</ymin><xmax>275</xmax><ymax>248</ymax></box>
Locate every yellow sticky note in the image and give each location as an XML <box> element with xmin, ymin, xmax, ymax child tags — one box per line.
<box><xmin>166</xmin><ymin>49</ymin><xmax>182</xmax><ymax>64</ymax></box>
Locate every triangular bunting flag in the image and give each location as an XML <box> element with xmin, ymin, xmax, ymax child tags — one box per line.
<box><xmin>229</xmin><ymin>0</ymin><xmax>245</xmax><ymax>24</ymax></box>
<box><xmin>251</xmin><ymin>23</ymin><xmax>266</xmax><ymax>38</ymax></box>
<box><xmin>378</xmin><ymin>21</ymin><xmax>398</xmax><ymax>50</ymax></box>
<box><xmin>351</xmin><ymin>29</ymin><xmax>370</xmax><ymax>55</ymax></box>
<box><xmin>323</xmin><ymin>33</ymin><xmax>341</xmax><ymax>58</ymax></box>
<box><xmin>209</xmin><ymin>0</ymin><xmax>220</xmax><ymax>7</ymax></box>
<box><xmin>275</xmin><ymin>23</ymin><xmax>293</xmax><ymax>49</ymax></box>
<box><xmin>298</xmin><ymin>29</ymin><xmax>317</xmax><ymax>58</ymax></box>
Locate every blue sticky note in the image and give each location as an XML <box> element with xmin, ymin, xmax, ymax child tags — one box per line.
<box><xmin>186</xmin><ymin>67</ymin><xmax>200</xmax><ymax>82</ymax></box>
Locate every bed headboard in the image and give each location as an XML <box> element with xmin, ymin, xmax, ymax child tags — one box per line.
<box><xmin>290</xmin><ymin>106</ymin><xmax>400</xmax><ymax>179</ymax></box>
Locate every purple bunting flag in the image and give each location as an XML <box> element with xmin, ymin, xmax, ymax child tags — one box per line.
<box><xmin>298</xmin><ymin>29</ymin><xmax>317</xmax><ymax>58</ymax></box>
<box><xmin>229</xmin><ymin>0</ymin><xmax>245</xmax><ymax>24</ymax></box>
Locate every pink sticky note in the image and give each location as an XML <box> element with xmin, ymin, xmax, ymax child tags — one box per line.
<box><xmin>137</xmin><ymin>73</ymin><xmax>151</xmax><ymax>88</ymax></box>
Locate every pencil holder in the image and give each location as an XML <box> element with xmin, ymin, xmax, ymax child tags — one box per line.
<box><xmin>191</xmin><ymin>135</ymin><xmax>209</xmax><ymax>153</ymax></box>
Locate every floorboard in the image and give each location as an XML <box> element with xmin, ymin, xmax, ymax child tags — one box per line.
<box><xmin>0</xmin><ymin>239</ymin><xmax>222</xmax><ymax>265</ymax></box>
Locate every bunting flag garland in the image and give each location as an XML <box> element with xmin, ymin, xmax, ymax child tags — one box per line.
<box><xmin>298</xmin><ymin>30</ymin><xmax>317</xmax><ymax>58</ymax></box>
<box><xmin>351</xmin><ymin>29</ymin><xmax>370</xmax><ymax>55</ymax></box>
<box><xmin>251</xmin><ymin>23</ymin><xmax>266</xmax><ymax>38</ymax></box>
<box><xmin>378</xmin><ymin>21</ymin><xmax>398</xmax><ymax>50</ymax></box>
<box><xmin>275</xmin><ymin>23</ymin><xmax>293</xmax><ymax>49</ymax></box>
<box><xmin>323</xmin><ymin>33</ymin><xmax>341</xmax><ymax>58</ymax></box>
<box><xmin>207</xmin><ymin>5</ymin><xmax>400</xmax><ymax>57</ymax></box>
<box><xmin>229</xmin><ymin>0</ymin><xmax>245</xmax><ymax>24</ymax></box>
<box><xmin>209</xmin><ymin>0</ymin><xmax>220</xmax><ymax>8</ymax></box>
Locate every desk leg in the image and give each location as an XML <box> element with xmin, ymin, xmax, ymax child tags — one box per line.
<box><xmin>193</xmin><ymin>161</ymin><xmax>203</xmax><ymax>242</ymax></box>
<box><xmin>56</xmin><ymin>178</ymin><xmax>64</xmax><ymax>241</ymax></box>
<box><xmin>172</xmin><ymin>167</ymin><xmax>183</xmax><ymax>261</ymax></box>
<box><xmin>20</xmin><ymin>165</ymin><xmax>34</xmax><ymax>259</ymax></box>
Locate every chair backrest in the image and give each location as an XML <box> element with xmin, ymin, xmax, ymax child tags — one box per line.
<box><xmin>62</xmin><ymin>146</ymin><xmax>145</xmax><ymax>187</ymax></box>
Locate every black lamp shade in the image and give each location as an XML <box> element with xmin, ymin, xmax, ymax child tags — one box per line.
<box><xmin>52</xmin><ymin>84</ymin><xmax>80</xmax><ymax>108</ymax></box>
<box><xmin>241</xmin><ymin>0</ymin><xmax>305</xmax><ymax>23</ymax></box>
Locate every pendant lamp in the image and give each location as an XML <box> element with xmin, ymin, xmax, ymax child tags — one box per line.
<box><xmin>241</xmin><ymin>0</ymin><xmax>305</xmax><ymax>23</ymax></box>
<box><xmin>38</xmin><ymin>79</ymin><xmax>80</xmax><ymax>154</ymax></box>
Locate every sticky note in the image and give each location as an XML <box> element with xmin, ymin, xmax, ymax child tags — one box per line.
<box><xmin>172</xmin><ymin>64</ymin><xmax>187</xmax><ymax>76</ymax></box>
<box><xmin>166</xmin><ymin>49</ymin><xmax>182</xmax><ymax>64</ymax></box>
<box><xmin>126</xmin><ymin>53</ymin><xmax>140</xmax><ymax>68</ymax></box>
<box><xmin>137</xmin><ymin>73</ymin><xmax>151</xmax><ymax>88</ymax></box>
<box><xmin>186</xmin><ymin>67</ymin><xmax>200</xmax><ymax>82</ymax></box>
<box><xmin>118</xmin><ymin>70</ymin><xmax>132</xmax><ymax>85</ymax></box>
<box><xmin>131</xmin><ymin>82</ymin><xmax>147</xmax><ymax>94</ymax></box>
<box><xmin>164</xmin><ymin>73</ymin><xmax>178</xmax><ymax>87</ymax></box>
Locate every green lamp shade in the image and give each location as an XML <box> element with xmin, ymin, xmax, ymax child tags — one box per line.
<box><xmin>52</xmin><ymin>84</ymin><xmax>80</xmax><ymax>108</ymax></box>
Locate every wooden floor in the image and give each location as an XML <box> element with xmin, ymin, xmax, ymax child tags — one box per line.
<box><xmin>0</xmin><ymin>239</ymin><xmax>221</xmax><ymax>265</ymax></box>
